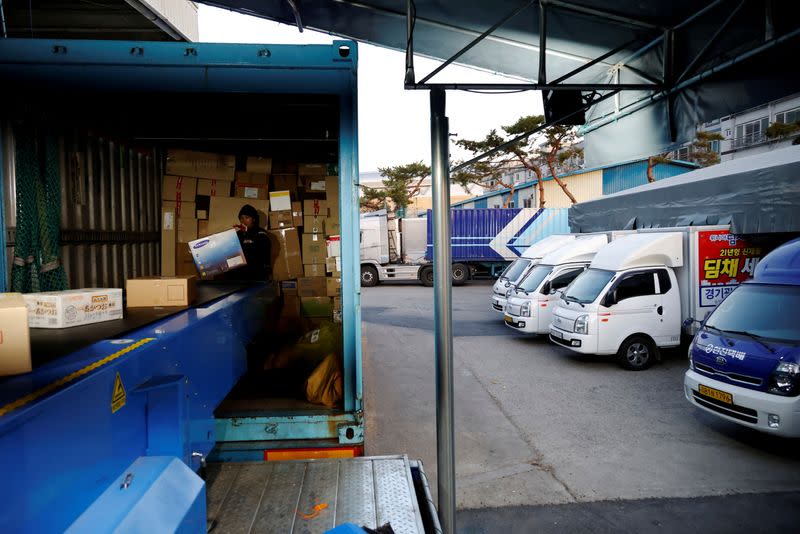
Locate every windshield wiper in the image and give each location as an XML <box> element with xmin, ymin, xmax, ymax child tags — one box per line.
<box><xmin>564</xmin><ymin>295</ymin><xmax>585</xmax><ymax>308</ymax></box>
<box><xmin>715</xmin><ymin>328</ymin><xmax>776</xmax><ymax>354</ymax></box>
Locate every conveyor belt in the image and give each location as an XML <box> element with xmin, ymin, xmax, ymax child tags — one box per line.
<box><xmin>206</xmin><ymin>456</ymin><xmax>427</xmax><ymax>534</ymax></box>
<box><xmin>29</xmin><ymin>282</ymin><xmax>271</xmax><ymax>367</ymax></box>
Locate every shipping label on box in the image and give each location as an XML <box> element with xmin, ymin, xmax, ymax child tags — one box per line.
<box><xmin>236</xmin><ymin>184</ymin><xmax>269</xmax><ymax>200</ymax></box>
<box><xmin>301</xmin><ymin>233</ymin><xmax>327</xmax><ymax>264</ymax></box>
<box><xmin>269</xmin><ymin>211</ymin><xmax>294</xmax><ymax>229</ymax></box>
<box><xmin>269</xmin><ymin>227</ymin><xmax>304</xmax><ymax>281</ymax></box>
<box><xmin>302</xmin><ymin>176</ymin><xmax>326</xmax><ymax>192</ymax></box>
<box><xmin>326</xmin><ymin>235</ymin><xmax>341</xmax><ymax>258</ymax></box>
<box><xmin>126</xmin><ymin>276</ymin><xmax>197</xmax><ymax>308</ymax></box>
<box><xmin>235</xmin><ymin>170</ymin><xmax>269</xmax><ymax>186</ymax></box>
<box><xmin>166</xmin><ymin>149</ymin><xmax>236</xmax><ymax>181</ymax></box>
<box><xmin>303</xmin><ymin>215</ymin><xmax>326</xmax><ymax>234</ymax></box>
<box><xmin>304</xmin><ymin>264</ymin><xmax>326</xmax><ymax>277</ymax></box>
<box><xmin>197</xmin><ymin>179</ymin><xmax>231</xmax><ymax>198</ymax></box>
<box><xmin>270</xmin><ymin>190</ymin><xmax>292</xmax><ymax>212</ymax></box>
<box><xmin>23</xmin><ymin>289</ymin><xmax>123</xmax><ymax>329</ymax></box>
<box><xmin>273</xmin><ymin>174</ymin><xmax>298</xmax><ymax>194</ymax></box>
<box><xmin>303</xmin><ymin>199</ymin><xmax>327</xmax><ymax>217</ymax></box>
<box><xmin>300</xmin><ymin>296</ymin><xmax>332</xmax><ymax>318</ymax></box>
<box><xmin>188</xmin><ymin>229</ymin><xmax>247</xmax><ymax>279</ymax></box>
<box><xmin>207</xmin><ymin>197</ymin><xmax>269</xmax><ymax>235</ymax></box>
<box><xmin>298</xmin><ymin>163</ymin><xmax>327</xmax><ymax>176</ymax></box>
<box><xmin>0</xmin><ymin>293</ymin><xmax>32</xmax><ymax>376</ymax></box>
<box><xmin>298</xmin><ymin>276</ymin><xmax>328</xmax><ymax>297</ymax></box>
<box><xmin>291</xmin><ymin>201</ymin><xmax>303</xmax><ymax>226</ymax></box>
<box><xmin>280</xmin><ymin>280</ymin><xmax>298</xmax><ymax>296</ymax></box>
<box><xmin>326</xmin><ymin>276</ymin><xmax>342</xmax><ymax>297</ymax></box>
<box><xmin>162</xmin><ymin>175</ymin><xmax>197</xmax><ymax>203</ymax></box>
<box><xmin>246</xmin><ymin>156</ymin><xmax>272</xmax><ymax>174</ymax></box>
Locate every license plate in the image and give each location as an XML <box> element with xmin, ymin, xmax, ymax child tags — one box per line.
<box><xmin>550</xmin><ymin>329</ymin><xmax>562</xmax><ymax>339</ymax></box>
<box><xmin>699</xmin><ymin>384</ymin><xmax>733</xmax><ymax>405</ymax></box>
<box><xmin>504</xmin><ymin>315</ymin><xmax>514</xmax><ymax>325</ymax></box>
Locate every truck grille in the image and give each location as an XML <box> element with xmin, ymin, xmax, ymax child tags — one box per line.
<box><xmin>692</xmin><ymin>389</ymin><xmax>758</xmax><ymax>424</ymax></box>
<box><xmin>695</xmin><ymin>363</ymin><xmax>763</xmax><ymax>386</ymax></box>
<box><xmin>506</xmin><ymin>303</ymin><xmax>521</xmax><ymax>316</ymax></box>
<box><xmin>551</xmin><ymin>314</ymin><xmax>573</xmax><ymax>333</ymax></box>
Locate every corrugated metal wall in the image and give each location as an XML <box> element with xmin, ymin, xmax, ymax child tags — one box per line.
<box><xmin>57</xmin><ymin>131</ymin><xmax>161</xmax><ymax>290</ymax></box>
<box><xmin>533</xmin><ymin>169</ymin><xmax>603</xmax><ymax>208</ymax></box>
<box><xmin>602</xmin><ymin>161</ymin><xmax>694</xmax><ymax>195</ymax></box>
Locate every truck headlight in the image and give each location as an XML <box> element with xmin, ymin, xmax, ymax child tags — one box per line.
<box><xmin>687</xmin><ymin>340</ymin><xmax>695</xmax><ymax>370</ymax></box>
<box><xmin>574</xmin><ymin>314</ymin><xmax>589</xmax><ymax>334</ymax></box>
<box><xmin>520</xmin><ymin>301</ymin><xmax>531</xmax><ymax>317</ymax></box>
<box><xmin>768</xmin><ymin>362</ymin><xmax>800</xmax><ymax>396</ymax></box>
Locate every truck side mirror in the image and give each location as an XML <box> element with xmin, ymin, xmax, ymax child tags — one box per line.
<box><xmin>603</xmin><ymin>290</ymin><xmax>617</xmax><ymax>307</ymax></box>
<box><xmin>541</xmin><ymin>281</ymin><xmax>551</xmax><ymax>294</ymax></box>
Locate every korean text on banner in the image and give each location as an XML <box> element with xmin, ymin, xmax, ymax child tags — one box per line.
<box><xmin>698</xmin><ymin>230</ymin><xmax>762</xmax><ymax>307</ymax></box>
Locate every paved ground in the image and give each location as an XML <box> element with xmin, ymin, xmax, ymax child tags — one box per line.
<box><xmin>361</xmin><ymin>281</ymin><xmax>800</xmax><ymax>531</ymax></box>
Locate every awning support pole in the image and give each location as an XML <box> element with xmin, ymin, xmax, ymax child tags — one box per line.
<box><xmin>430</xmin><ymin>87</ymin><xmax>455</xmax><ymax>534</ymax></box>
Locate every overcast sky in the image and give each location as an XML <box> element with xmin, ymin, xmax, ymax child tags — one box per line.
<box><xmin>198</xmin><ymin>5</ymin><xmax>544</xmax><ymax>174</ymax></box>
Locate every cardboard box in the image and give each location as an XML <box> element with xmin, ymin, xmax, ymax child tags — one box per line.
<box><xmin>162</xmin><ymin>200</ymin><xmax>197</xmax><ymax>220</ymax></box>
<box><xmin>300</xmin><ymin>296</ymin><xmax>332</xmax><ymax>318</ymax></box>
<box><xmin>207</xmin><ymin>197</ymin><xmax>269</xmax><ymax>235</ymax></box>
<box><xmin>273</xmin><ymin>174</ymin><xmax>299</xmax><ymax>195</ymax></box>
<box><xmin>188</xmin><ymin>229</ymin><xmax>247</xmax><ymax>279</ymax></box>
<box><xmin>326</xmin><ymin>256</ymin><xmax>341</xmax><ymax>275</ymax></box>
<box><xmin>246</xmin><ymin>156</ymin><xmax>272</xmax><ymax>174</ymax></box>
<box><xmin>273</xmin><ymin>161</ymin><xmax>298</xmax><ymax>173</ymax></box>
<box><xmin>166</xmin><ymin>149</ymin><xmax>236</xmax><ymax>181</ymax></box>
<box><xmin>235</xmin><ymin>184</ymin><xmax>269</xmax><ymax>200</ymax></box>
<box><xmin>302</xmin><ymin>176</ymin><xmax>326</xmax><ymax>192</ymax></box>
<box><xmin>304</xmin><ymin>264</ymin><xmax>326</xmax><ymax>277</ymax></box>
<box><xmin>126</xmin><ymin>276</ymin><xmax>197</xmax><ymax>308</ymax></box>
<box><xmin>333</xmin><ymin>296</ymin><xmax>342</xmax><ymax>310</ymax></box>
<box><xmin>197</xmin><ymin>178</ymin><xmax>231</xmax><ymax>197</ymax></box>
<box><xmin>161</xmin><ymin>207</ymin><xmax>177</xmax><ymax>276</ymax></box>
<box><xmin>304</xmin><ymin>215</ymin><xmax>326</xmax><ymax>234</ymax></box>
<box><xmin>162</xmin><ymin>175</ymin><xmax>197</xmax><ymax>203</ymax></box>
<box><xmin>269</xmin><ymin>210</ymin><xmax>294</xmax><ymax>229</ymax></box>
<box><xmin>298</xmin><ymin>276</ymin><xmax>328</xmax><ymax>297</ymax></box>
<box><xmin>198</xmin><ymin>220</ymin><xmax>210</xmax><ymax>238</ymax></box>
<box><xmin>269</xmin><ymin>227</ymin><xmax>304</xmax><ymax>281</ymax></box>
<box><xmin>325</xmin><ymin>176</ymin><xmax>339</xmax><ymax>196</ymax></box>
<box><xmin>23</xmin><ymin>289</ymin><xmax>123</xmax><ymax>328</ymax></box>
<box><xmin>269</xmin><ymin>190</ymin><xmax>292</xmax><ymax>212</ymax></box>
<box><xmin>0</xmin><ymin>293</ymin><xmax>32</xmax><ymax>376</ymax></box>
<box><xmin>235</xmin><ymin>170</ymin><xmax>269</xmax><ymax>186</ymax></box>
<box><xmin>177</xmin><ymin>217</ymin><xmax>198</xmax><ymax>243</ymax></box>
<box><xmin>176</xmin><ymin>243</ymin><xmax>197</xmax><ymax>276</ymax></box>
<box><xmin>299</xmin><ymin>163</ymin><xmax>327</xmax><ymax>176</ymax></box>
<box><xmin>304</xmin><ymin>199</ymin><xmax>327</xmax><ymax>217</ymax></box>
<box><xmin>326</xmin><ymin>235</ymin><xmax>341</xmax><ymax>257</ymax></box>
<box><xmin>282</xmin><ymin>295</ymin><xmax>301</xmax><ymax>318</ymax></box>
<box><xmin>291</xmin><ymin>201</ymin><xmax>303</xmax><ymax>227</ymax></box>
<box><xmin>302</xmin><ymin>233</ymin><xmax>327</xmax><ymax>264</ymax></box>
<box><xmin>280</xmin><ymin>280</ymin><xmax>298</xmax><ymax>297</ymax></box>
<box><xmin>327</xmin><ymin>276</ymin><xmax>342</xmax><ymax>297</ymax></box>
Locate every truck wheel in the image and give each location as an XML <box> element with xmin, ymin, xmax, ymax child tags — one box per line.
<box><xmin>419</xmin><ymin>265</ymin><xmax>434</xmax><ymax>287</ymax></box>
<box><xmin>452</xmin><ymin>263</ymin><xmax>468</xmax><ymax>286</ymax></box>
<box><xmin>360</xmin><ymin>265</ymin><xmax>379</xmax><ymax>287</ymax></box>
<box><xmin>617</xmin><ymin>335</ymin><xmax>656</xmax><ymax>371</ymax></box>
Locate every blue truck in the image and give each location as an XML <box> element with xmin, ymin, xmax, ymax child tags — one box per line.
<box><xmin>684</xmin><ymin>237</ymin><xmax>800</xmax><ymax>436</ymax></box>
<box><xmin>0</xmin><ymin>38</ymin><xmax>438</xmax><ymax>532</ymax></box>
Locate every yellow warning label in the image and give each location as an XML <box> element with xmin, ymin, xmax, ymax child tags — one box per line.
<box><xmin>111</xmin><ymin>373</ymin><xmax>126</xmax><ymax>413</ymax></box>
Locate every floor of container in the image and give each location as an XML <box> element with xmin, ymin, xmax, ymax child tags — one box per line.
<box><xmin>206</xmin><ymin>456</ymin><xmax>425</xmax><ymax>534</ymax></box>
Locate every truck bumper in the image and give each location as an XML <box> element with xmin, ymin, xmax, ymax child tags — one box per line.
<box><xmin>685</xmin><ymin>369</ymin><xmax>800</xmax><ymax>438</ymax></box>
<box><xmin>548</xmin><ymin>326</ymin><xmax>598</xmax><ymax>354</ymax></box>
<box><xmin>503</xmin><ymin>313</ymin><xmax>539</xmax><ymax>334</ymax></box>
<box><xmin>491</xmin><ymin>295</ymin><xmax>507</xmax><ymax>312</ymax></box>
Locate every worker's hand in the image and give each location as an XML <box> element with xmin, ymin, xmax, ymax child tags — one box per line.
<box><xmin>233</xmin><ymin>223</ymin><xmax>246</xmax><ymax>232</ymax></box>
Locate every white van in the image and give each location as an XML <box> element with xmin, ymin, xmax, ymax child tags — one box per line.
<box><xmin>549</xmin><ymin>228</ymin><xmax>735</xmax><ymax>370</ymax></box>
<box><xmin>503</xmin><ymin>235</ymin><xmax>609</xmax><ymax>334</ymax></box>
<box><xmin>490</xmin><ymin>234</ymin><xmax>576</xmax><ymax>312</ymax></box>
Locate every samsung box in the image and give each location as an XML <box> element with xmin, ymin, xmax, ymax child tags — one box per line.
<box><xmin>188</xmin><ymin>229</ymin><xmax>247</xmax><ymax>279</ymax></box>
<box><xmin>126</xmin><ymin>276</ymin><xmax>197</xmax><ymax>308</ymax></box>
<box><xmin>24</xmin><ymin>289</ymin><xmax>123</xmax><ymax>328</ymax></box>
<box><xmin>0</xmin><ymin>293</ymin><xmax>32</xmax><ymax>376</ymax></box>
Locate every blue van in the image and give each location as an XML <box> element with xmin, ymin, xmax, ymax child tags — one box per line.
<box><xmin>684</xmin><ymin>237</ymin><xmax>800</xmax><ymax>436</ymax></box>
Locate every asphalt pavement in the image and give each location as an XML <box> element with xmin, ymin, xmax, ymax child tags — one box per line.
<box><xmin>361</xmin><ymin>280</ymin><xmax>800</xmax><ymax>532</ymax></box>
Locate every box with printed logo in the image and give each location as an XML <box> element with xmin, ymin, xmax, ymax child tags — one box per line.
<box><xmin>23</xmin><ymin>288</ymin><xmax>123</xmax><ymax>328</ymax></box>
<box><xmin>187</xmin><ymin>229</ymin><xmax>247</xmax><ymax>279</ymax></box>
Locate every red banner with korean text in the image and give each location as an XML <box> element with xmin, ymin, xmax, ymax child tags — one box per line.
<box><xmin>698</xmin><ymin>230</ymin><xmax>762</xmax><ymax>307</ymax></box>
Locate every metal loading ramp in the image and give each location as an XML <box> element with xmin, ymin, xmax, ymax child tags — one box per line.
<box><xmin>207</xmin><ymin>456</ymin><xmax>428</xmax><ymax>533</ymax></box>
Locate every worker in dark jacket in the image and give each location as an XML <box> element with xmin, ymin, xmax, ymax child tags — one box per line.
<box><xmin>233</xmin><ymin>204</ymin><xmax>271</xmax><ymax>280</ymax></box>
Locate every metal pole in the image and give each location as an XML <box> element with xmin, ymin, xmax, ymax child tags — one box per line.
<box><xmin>430</xmin><ymin>87</ymin><xmax>455</xmax><ymax>534</ymax></box>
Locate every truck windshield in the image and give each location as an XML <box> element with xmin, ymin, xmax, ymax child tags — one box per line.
<box><xmin>563</xmin><ymin>269</ymin><xmax>615</xmax><ymax>304</ymax></box>
<box><xmin>705</xmin><ymin>284</ymin><xmax>800</xmax><ymax>343</ymax></box>
<box><xmin>501</xmin><ymin>259</ymin><xmax>531</xmax><ymax>281</ymax></box>
<box><xmin>517</xmin><ymin>265</ymin><xmax>553</xmax><ymax>292</ymax></box>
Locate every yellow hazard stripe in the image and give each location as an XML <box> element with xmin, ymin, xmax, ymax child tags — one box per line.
<box><xmin>0</xmin><ymin>337</ymin><xmax>156</xmax><ymax>417</ymax></box>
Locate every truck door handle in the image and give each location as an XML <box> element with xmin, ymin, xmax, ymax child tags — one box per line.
<box><xmin>657</xmin><ymin>306</ymin><xmax>663</xmax><ymax>315</ymax></box>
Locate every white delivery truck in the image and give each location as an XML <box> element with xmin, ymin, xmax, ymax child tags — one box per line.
<box><xmin>547</xmin><ymin>226</ymin><xmax>761</xmax><ymax>370</ymax></box>
<box><xmin>490</xmin><ymin>234</ymin><xmax>577</xmax><ymax>312</ymax></box>
<box><xmin>503</xmin><ymin>234</ymin><xmax>609</xmax><ymax>334</ymax></box>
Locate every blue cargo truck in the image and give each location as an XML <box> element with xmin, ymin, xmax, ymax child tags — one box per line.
<box><xmin>684</xmin><ymin>237</ymin><xmax>800</xmax><ymax>437</ymax></box>
<box><xmin>0</xmin><ymin>39</ymin><xmax>438</xmax><ymax>532</ymax></box>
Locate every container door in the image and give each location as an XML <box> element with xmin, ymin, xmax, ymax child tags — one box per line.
<box><xmin>601</xmin><ymin>271</ymin><xmax>661</xmax><ymax>352</ymax></box>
